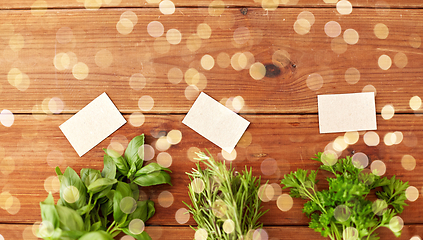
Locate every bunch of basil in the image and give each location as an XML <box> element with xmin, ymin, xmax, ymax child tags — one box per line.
<box><xmin>37</xmin><ymin>134</ymin><xmax>171</xmax><ymax>240</ymax></box>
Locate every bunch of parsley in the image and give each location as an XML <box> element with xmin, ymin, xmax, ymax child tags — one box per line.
<box><xmin>37</xmin><ymin>134</ymin><xmax>171</xmax><ymax>240</ymax></box>
<box><xmin>184</xmin><ymin>151</ymin><xmax>268</xmax><ymax>240</ymax></box>
<box><xmin>281</xmin><ymin>152</ymin><xmax>409</xmax><ymax>240</ymax></box>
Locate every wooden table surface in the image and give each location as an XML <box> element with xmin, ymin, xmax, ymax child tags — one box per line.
<box><xmin>1</xmin><ymin>0</ymin><xmax>422</xmax><ymax>239</ymax></box>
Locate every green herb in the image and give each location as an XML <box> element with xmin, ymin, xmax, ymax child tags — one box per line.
<box><xmin>280</xmin><ymin>152</ymin><xmax>409</xmax><ymax>240</ymax></box>
<box><xmin>184</xmin><ymin>151</ymin><xmax>268</xmax><ymax>240</ymax></box>
<box><xmin>37</xmin><ymin>134</ymin><xmax>171</xmax><ymax>240</ymax></box>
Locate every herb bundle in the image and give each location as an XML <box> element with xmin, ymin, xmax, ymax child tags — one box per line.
<box><xmin>37</xmin><ymin>134</ymin><xmax>171</xmax><ymax>240</ymax></box>
<box><xmin>281</xmin><ymin>152</ymin><xmax>409</xmax><ymax>240</ymax></box>
<box><xmin>184</xmin><ymin>151</ymin><xmax>268</xmax><ymax>240</ymax></box>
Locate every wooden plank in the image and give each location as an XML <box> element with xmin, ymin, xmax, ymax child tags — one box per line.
<box><xmin>0</xmin><ymin>224</ymin><xmax>422</xmax><ymax>240</ymax></box>
<box><xmin>1</xmin><ymin>0</ymin><xmax>423</xmax><ymax>10</ymax></box>
<box><xmin>0</xmin><ymin>8</ymin><xmax>422</xmax><ymax>114</ymax></box>
<box><xmin>1</xmin><ymin>114</ymin><xmax>422</xmax><ymax>225</ymax></box>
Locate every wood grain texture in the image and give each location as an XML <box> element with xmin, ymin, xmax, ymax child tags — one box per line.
<box><xmin>0</xmin><ymin>8</ymin><xmax>422</xmax><ymax>114</ymax></box>
<box><xmin>1</xmin><ymin>0</ymin><xmax>423</xmax><ymax>10</ymax></box>
<box><xmin>1</xmin><ymin>115</ymin><xmax>422</xmax><ymax>227</ymax></box>
<box><xmin>0</xmin><ymin>224</ymin><xmax>422</xmax><ymax>240</ymax></box>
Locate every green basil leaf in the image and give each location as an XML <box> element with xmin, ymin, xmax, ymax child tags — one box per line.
<box><xmin>104</xmin><ymin>148</ymin><xmax>129</xmax><ymax>176</ymax></box>
<box><xmin>130</xmin><ymin>182</ymin><xmax>140</xmax><ymax>201</ymax></box>
<box><xmin>60</xmin><ymin>167</ymin><xmax>87</xmax><ymax>210</ymax></box>
<box><xmin>84</xmin><ymin>216</ymin><xmax>91</xmax><ymax>232</ymax></box>
<box><xmin>125</xmin><ymin>134</ymin><xmax>144</xmax><ymax>170</ymax></box>
<box><xmin>55</xmin><ymin>166</ymin><xmax>63</xmax><ymax>176</ymax></box>
<box><xmin>102</xmin><ymin>155</ymin><xmax>116</xmax><ymax>179</ymax></box>
<box><xmin>39</xmin><ymin>193</ymin><xmax>59</xmax><ymax>229</ymax></box>
<box><xmin>146</xmin><ymin>200</ymin><xmax>155</xmax><ymax>220</ymax></box>
<box><xmin>134</xmin><ymin>162</ymin><xmax>171</xmax><ymax>178</ymax></box>
<box><xmin>80</xmin><ymin>168</ymin><xmax>101</xmax><ymax>188</ymax></box>
<box><xmin>124</xmin><ymin>201</ymin><xmax>148</xmax><ymax>228</ymax></box>
<box><xmin>121</xmin><ymin>228</ymin><xmax>152</xmax><ymax>240</ymax></box>
<box><xmin>55</xmin><ymin>204</ymin><xmax>84</xmax><ymax>232</ymax></box>
<box><xmin>94</xmin><ymin>184</ymin><xmax>113</xmax><ymax>201</ymax></box>
<box><xmin>113</xmin><ymin>182</ymin><xmax>132</xmax><ymax>223</ymax></box>
<box><xmin>79</xmin><ymin>231</ymin><xmax>114</xmax><ymax>240</ymax></box>
<box><xmin>133</xmin><ymin>171</ymin><xmax>172</xmax><ymax>187</ymax></box>
<box><xmin>60</xmin><ymin>230</ymin><xmax>85</xmax><ymax>239</ymax></box>
<box><xmin>88</xmin><ymin>178</ymin><xmax>117</xmax><ymax>194</ymax></box>
<box><xmin>101</xmin><ymin>190</ymin><xmax>114</xmax><ymax>219</ymax></box>
<box><xmin>91</xmin><ymin>221</ymin><xmax>102</xmax><ymax>231</ymax></box>
<box><xmin>128</xmin><ymin>161</ymin><xmax>138</xmax><ymax>180</ymax></box>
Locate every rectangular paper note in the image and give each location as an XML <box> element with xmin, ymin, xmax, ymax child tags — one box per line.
<box><xmin>182</xmin><ymin>92</ymin><xmax>250</xmax><ymax>153</ymax></box>
<box><xmin>59</xmin><ymin>92</ymin><xmax>126</xmax><ymax>157</ymax></box>
<box><xmin>318</xmin><ymin>92</ymin><xmax>377</xmax><ymax>133</ymax></box>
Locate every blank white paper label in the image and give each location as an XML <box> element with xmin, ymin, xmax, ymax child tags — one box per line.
<box><xmin>59</xmin><ymin>92</ymin><xmax>126</xmax><ymax>156</ymax></box>
<box><xmin>182</xmin><ymin>92</ymin><xmax>250</xmax><ymax>153</ymax></box>
<box><xmin>318</xmin><ymin>92</ymin><xmax>377</xmax><ymax>133</ymax></box>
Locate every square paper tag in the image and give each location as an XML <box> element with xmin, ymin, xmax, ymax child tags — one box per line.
<box><xmin>182</xmin><ymin>92</ymin><xmax>250</xmax><ymax>153</ymax></box>
<box><xmin>318</xmin><ymin>92</ymin><xmax>377</xmax><ymax>133</ymax></box>
<box><xmin>59</xmin><ymin>92</ymin><xmax>126</xmax><ymax>156</ymax></box>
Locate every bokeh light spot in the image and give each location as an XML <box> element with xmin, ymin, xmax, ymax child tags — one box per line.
<box><xmin>129</xmin><ymin>112</ymin><xmax>145</xmax><ymax>127</ymax></box>
<box><xmin>155</xmin><ymin>136</ymin><xmax>171</xmax><ymax>152</ymax></box>
<box><xmin>409</xmin><ymin>34</ymin><xmax>421</xmax><ymax>48</ymax></box>
<box><xmin>336</xmin><ymin>0</ymin><xmax>353</xmax><ymax>15</ymax></box>
<box><xmin>344</xmin><ymin>131</ymin><xmax>359</xmax><ymax>144</ymax></box>
<box><xmin>343</xmin><ymin>29</ymin><xmax>359</xmax><ymax>45</ymax></box>
<box><xmin>201</xmin><ymin>54</ymin><xmax>215</xmax><ymax>70</ymax></box>
<box><xmin>208</xmin><ymin>0</ymin><xmax>225</xmax><ymax>16</ymax></box>
<box><xmin>334</xmin><ymin>205</ymin><xmax>351</xmax><ymax>222</ymax></box>
<box><xmin>374</xmin><ymin>23</ymin><xmax>389</xmax><ymax>39</ymax></box>
<box><xmin>147</xmin><ymin>21</ymin><xmax>164</xmax><ymax>38</ymax></box>
<box><xmin>364</xmin><ymin>131</ymin><xmax>379</xmax><ymax>146</ymax></box>
<box><xmin>175</xmin><ymin>208</ymin><xmax>190</xmax><ymax>224</ymax></box>
<box><xmin>223</xmin><ymin>219</ymin><xmax>235</xmax><ymax>234</ymax></box>
<box><xmin>352</xmin><ymin>152</ymin><xmax>369</xmax><ymax>169</ymax></box>
<box><xmin>294</xmin><ymin>19</ymin><xmax>311</xmax><ymax>35</ymax></box>
<box><xmin>117</xmin><ymin>18</ymin><xmax>134</xmax><ymax>35</ymax></box>
<box><xmin>222</xmin><ymin>149</ymin><xmax>237</xmax><ymax>161</ymax></box>
<box><xmin>324</xmin><ymin>21</ymin><xmax>341</xmax><ymax>38</ymax></box>
<box><xmin>95</xmin><ymin>49</ymin><xmax>113</xmax><ymax>68</ymax></box>
<box><xmin>277</xmin><ymin>194</ymin><xmax>293</xmax><ymax>212</ymax></box>
<box><xmin>0</xmin><ymin>109</ymin><xmax>14</xmax><ymax>127</ymax></box>
<box><xmin>138</xmin><ymin>95</ymin><xmax>154</xmax><ymax>111</ymax></box>
<box><xmin>194</xmin><ymin>229</ymin><xmax>208</xmax><ymax>240</ymax></box>
<box><xmin>409</xmin><ymin>96</ymin><xmax>422</xmax><ymax>111</ymax></box>
<box><xmin>394</xmin><ymin>52</ymin><xmax>408</xmax><ymax>69</ymax></box>
<box><xmin>401</xmin><ymin>155</ymin><xmax>416</xmax><ymax>171</ymax></box>
<box><xmin>345</xmin><ymin>67</ymin><xmax>360</xmax><ymax>84</ymax></box>
<box><xmin>159</xmin><ymin>0</ymin><xmax>175</xmax><ymax>15</ymax></box>
<box><xmin>249</xmin><ymin>62</ymin><xmax>266</xmax><ymax>80</ymax></box>
<box><xmin>343</xmin><ymin>227</ymin><xmax>359</xmax><ymax>240</ymax></box>
<box><xmin>168</xmin><ymin>67</ymin><xmax>183</xmax><ymax>84</ymax></box>
<box><xmin>128</xmin><ymin>219</ymin><xmax>145</xmax><ymax>235</ymax></box>
<box><xmin>371</xmin><ymin>160</ymin><xmax>386</xmax><ymax>176</ymax></box>
<box><xmin>158</xmin><ymin>191</ymin><xmax>174</xmax><ymax>208</ymax></box>
<box><xmin>72</xmin><ymin>62</ymin><xmax>89</xmax><ymax>80</ymax></box>
<box><xmin>197</xmin><ymin>23</ymin><xmax>212</xmax><ymax>39</ymax></box>
<box><xmin>378</xmin><ymin>54</ymin><xmax>392</xmax><ymax>70</ymax></box>
<box><xmin>405</xmin><ymin>186</ymin><xmax>419</xmax><ymax>202</ymax></box>
<box><xmin>120</xmin><ymin>196</ymin><xmax>137</xmax><ymax>214</ymax></box>
<box><xmin>191</xmin><ymin>178</ymin><xmax>205</xmax><ymax>194</ymax></box>
<box><xmin>166</xmin><ymin>29</ymin><xmax>182</xmax><ymax>45</ymax></box>
<box><xmin>381</xmin><ymin>104</ymin><xmax>395</xmax><ymax>120</ymax></box>
<box><xmin>63</xmin><ymin>186</ymin><xmax>80</xmax><ymax>203</ymax></box>
<box><xmin>306</xmin><ymin>73</ymin><xmax>323</xmax><ymax>91</ymax></box>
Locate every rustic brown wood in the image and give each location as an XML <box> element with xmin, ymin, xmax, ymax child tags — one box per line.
<box><xmin>1</xmin><ymin>0</ymin><xmax>422</xmax><ymax>10</ymax></box>
<box><xmin>0</xmin><ymin>224</ymin><xmax>422</xmax><ymax>240</ymax></box>
<box><xmin>1</xmin><ymin>115</ymin><xmax>422</xmax><ymax>228</ymax></box>
<box><xmin>0</xmin><ymin>8</ymin><xmax>422</xmax><ymax>114</ymax></box>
